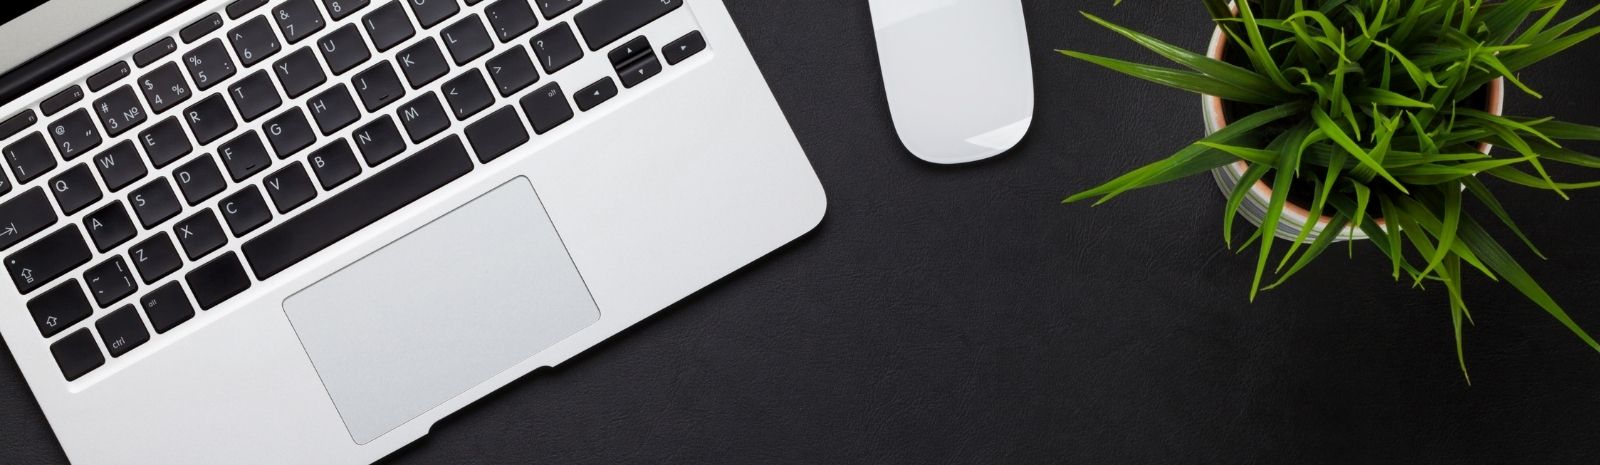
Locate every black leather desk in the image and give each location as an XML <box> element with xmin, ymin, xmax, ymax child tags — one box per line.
<box><xmin>6</xmin><ymin>1</ymin><xmax>1600</xmax><ymax>463</ymax></box>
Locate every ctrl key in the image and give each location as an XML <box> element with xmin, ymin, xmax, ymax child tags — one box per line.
<box><xmin>51</xmin><ymin>328</ymin><xmax>105</xmax><ymax>381</ymax></box>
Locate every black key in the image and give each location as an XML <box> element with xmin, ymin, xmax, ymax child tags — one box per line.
<box><xmin>397</xmin><ymin>93</ymin><xmax>449</xmax><ymax>142</ymax></box>
<box><xmin>273</xmin><ymin>47</ymin><xmax>327</xmax><ymax>98</ymax></box>
<box><xmin>41</xmin><ymin>86</ymin><xmax>84</xmax><ymax>117</ymax></box>
<box><xmin>0</xmin><ymin>111</ymin><xmax>37</xmax><ymax>141</ymax></box>
<box><xmin>138</xmin><ymin>117</ymin><xmax>193</xmax><ymax>168</ymax></box>
<box><xmin>94</xmin><ymin>86</ymin><xmax>149</xmax><ymax>137</ymax></box>
<box><xmin>220</xmin><ymin>187</ymin><xmax>271</xmax><ymax>236</ymax></box>
<box><xmin>485</xmin><ymin>0</ymin><xmax>538</xmax><ymax>42</ymax></box>
<box><xmin>5</xmin><ymin>134</ymin><xmax>55</xmax><ymax>183</ymax></box>
<box><xmin>134</xmin><ymin>38</ymin><xmax>179</xmax><ymax>67</ymax></box>
<box><xmin>0</xmin><ymin>168</ymin><xmax>7</xmax><ymax>197</ymax></box>
<box><xmin>50</xmin><ymin>329</ymin><xmax>103</xmax><ymax>381</ymax></box>
<box><xmin>264</xmin><ymin>162</ymin><xmax>317</xmax><ymax>213</ymax></box>
<box><xmin>465</xmin><ymin>106</ymin><xmax>528</xmax><ymax>163</ymax></box>
<box><xmin>96</xmin><ymin>305</ymin><xmax>150</xmax><ymax>357</ymax></box>
<box><xmin>129</xmin><ymin>178</ymin><xmax>183</xmax><ymax>228</ymax></box>
<box><xmin>87</xmin><ymin>61</ymin><xmax>132</xmax><ymax>92</ymax></box>
<box><xmin>323</xmin><ymin>0</ymin><xmax>371</xmax><ymax>20</ymax></box>
<box><xmin>93</xmin><ymin>141</ymin><xmax>147</xmax><ymax>192</ymax></box>
<box><xmin>7</xmin><ymin>227</ymin><xmax>93</xmax><ymax>294</ymax></box>
<box><xmin>308</xmin><ymin>141</ymin><xmax>361</xmax><ymax>189</ymax></box>
<box><xmin>0</xmin><ymin>188</ymin><xmax>56</xmax><ymax>251</ymax></box>
<box><xmin>229</xmin><ymin>71</ymin><xmax>283</xmax><ymax>122</ymax></box>
<box><xmin>575</xmin><ymin>0</ymin><xmax>680</xmax><ymax>50</ymax></box>
<box><xmin>244</xmin><ymin>136</ymin><xmax>473</xmax><ymax>279</ymax></box>
<box><xmin>531</xmin><ymin>22</ymin><xmax>583</xmax><ymax>73</ymax></box>
<box><xmin>264</xmin><ymin>109</ymin><xmax>316</xmax><ymax>158</ymax></box>
<box><xmin>174</xmin><ymin>210</ymin><xmax>227</xmax><ymax>259</ymax></box>
<box><xmin>28</xmin><ymin>281</ymin><xmax>93</xmax><ymax>337</ymax></box>
<box><xmin>519</xmin><ymin>82</ymin><xmax>571</xmax><ymax>134</ymax></box>
<box><xmin>486</xmin><ymin>46</ymin><xmax>539</xmax><ymax>96</ymax></box>
<box><xmin>663</xmin><ymin>30</ymin><xmax>705</xmax><ymax>65</ymax></box>
<box><xmin>49</xmin><ymin>164</ymin><xmax>101</xmax><ymax>215</ymax></box>
<box><xmin>219</xmin><ymin>131</ymin><xmax>273</xmax><ymax>181</ymax></box>
<box><xmin>130</xmin><ymin>233</ymin><xmax>182</xmax><ymax>283</ymax></box>
<box><xmin>363</xmin><ymin>2</ymin><xmax>416</xmax><ymax>52</ymax></box>
<box><xmin>183</xmin><ymin>94</ymin><xmax>238</xmax><ymax>145</ymax></box>
<box><xmin>408</xmin><ymin>0</ymin><xmax>460</xmax><ymax>28</ymax></box>
<box><xmin>318</xmin><ymin>24</ymin><xmax>371</xmax><ymax>75</ymax></box>
<box><xmin>142</xmin><ymin>282</ymin><xmax>195</xmax><ymax>333</ymax></box>
<box><xmin>398</xmin><ymin>38</ymin><xmax>450</xmax><ymax>88</ymax></box>
<box><xmin>49</xmin><ymin>110</ymin><xmax>102</xmax><ymax>160</ymax></box>
<box><xmin>229</xmin><ymin>16</ymin><xmax>283</xmax><ymax>66</ymax></box>
<box><xmin>84</xmin><ymin>257</ymin><xmax>138</xmax><ymax>308</ymax></box>
<box><xmin>354</xmin><ymin>116</ymin><xmax>406</xmax><ymax>165</ymax></box>
<box><xmin>443</xmin><ymin>70</ymin><xmax>493</xmax><ymax>120</ymax></box>
<box><xmin>181</xmin><ymin>13</ymin><xmax>224</xmax><ymax>43</ymax></box>
<box><xmin>535</xmin><ymin>0</ymin><xmax>581</xmax><ymax>19</ymax></box>
<box><xmin>574</xmin><ymin>77</ymin><xmax>616</xmax><ymax>111</ymax></box>
<box><xmin>228</xmin><ymin>0</ymin><xmax>269</xmax><ymax>19</ymax></box>
<box><xmin>84</xmin><ymin>202</ymin><xmax>137</xmax><ymax>252</ymax></box>
<box><xmin>615</xmin><ymin>48</ymin><xmax>660</xmax><ymax>88</ymax></box>
<box><xmin>188</xmin><ymin>252</ymin><xmax>251</xmax><ymax>310</ymax></box>
<box><xmin>273</xmin><ymin>0</ymin><xmax>327</xmax><ymax>43</ymax></box>
<box><xmin>174</xmin><ymin>156</ymin><xmax>227</xmax><ymax>205</ymax></box>
<box><xmin>309</xmin><ymin>84</ymin><xmax>360</xmax><ymax>134</ymax></box>
<box><xmin>138</xmin><ymin>63</ymin><xmax>193</xmax><ymax>114</ymax></box>
<box><xmin>182</xmin><ymin>39</ymin><xmax>238</xmax><ymax>90</ymax></box>
<box><xmin>353</xmin><ymin>62</ymin><xmax>406</xmax><ymax>111</ymax></box>
<box><xmin>442</xmin><ymin>14</ymin><xmax>494</xmax><ymax>64</ymax></box>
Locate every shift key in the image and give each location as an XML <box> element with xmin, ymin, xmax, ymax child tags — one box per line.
<box><xmin>7</xmin><ymin>227</ymin><xmax>92</xmax><ymax>294</ymax></box>
<box><xmin>0</xmin><ymin>188</ymin><xmax>58</xmax><ymax>251</ymax></box>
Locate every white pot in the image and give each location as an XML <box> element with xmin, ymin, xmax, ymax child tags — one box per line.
<box><xmin>1201</xmin><ymin>26</ymin><xmax>1506</xmax><ymax>244</ymax></box>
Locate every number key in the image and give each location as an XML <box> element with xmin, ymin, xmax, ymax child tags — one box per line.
<box><xmin>322</xmin><ymin>0</ymin><xmax>370</xmax><ymax>20</ymax></box>
<box><xmin>139</xmin><ymin>63</ymin><xmax>193</xmax><ymax>114</ymax></box>
<box><xmin>229</xmin><ymin>16</ymin><xmax>282</xmax><ymax>66</ymax></box>
<box><xmin>93</xmin><ymin>86</ymin><xmax>149</xmax><ymax>137</ymax></box>
<box><xmin>183</xmin><ymin>39</ymin><xmax>238</xmax><ymax>90</ymax></box>
<box><xmin>48</xmin><ymin>110</ymin><xmax>102</xmax><ymax>160</ymax></box>
<box><xmin>273</xmin><ymin>0</ymin><xmax>326</xmax><ymax>43</ymax></box>
<box><xmin>6</xmin><ymin>133</ymin><xmax>57</xmax><ymax>183</ymax></box>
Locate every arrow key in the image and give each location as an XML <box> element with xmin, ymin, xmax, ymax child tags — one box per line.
<box><xmin>573</xmin><ymin>77</ymin><xmax>616</xmax><ymax>112</ymax></box>
<box><xmin>663</xmin><ymin>31</ymin><xmax>705</xmax><ymax>65</ymax></box>
<box><xmin>27</xmin><ymin>280</ymin><xmax>94</xmax><ymax>337</ymax></box>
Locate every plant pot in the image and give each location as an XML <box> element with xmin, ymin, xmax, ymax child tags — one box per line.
<box><xmin>1201</xmin><ymin>25</ymin><xmax>1506</xmax><ymax>244</ymax></box>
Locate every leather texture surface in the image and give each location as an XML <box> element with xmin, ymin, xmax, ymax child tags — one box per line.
<box><xmin>6</xmin><ymin>1</ymin><xmax>1600</xmax><ymax>463</ymax></box>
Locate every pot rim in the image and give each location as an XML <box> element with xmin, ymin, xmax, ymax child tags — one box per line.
<box><xmin>1202</xmin><ymin>25</ymin><xmax>1506</xmax><ymax>230</ymax></box>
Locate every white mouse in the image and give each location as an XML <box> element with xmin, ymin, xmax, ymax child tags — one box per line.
<box><xmin>869</xmin><ymin>0</ymin><xmax>1035</xmax><ymax>164</ymax></box>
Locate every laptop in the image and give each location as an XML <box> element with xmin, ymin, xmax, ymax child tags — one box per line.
<box><xmin>0</xmin><ymin>0</ymin><xmax>825</xmax><ymax>462</ymax></box>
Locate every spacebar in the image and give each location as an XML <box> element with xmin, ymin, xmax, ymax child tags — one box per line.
<box><xmin>243</xmin><ymin>136</ymin><xmax>474</xmax><ymax>280</ymax></box>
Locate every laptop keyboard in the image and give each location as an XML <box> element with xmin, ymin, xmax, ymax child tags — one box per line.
<box><xmin>0</xmin><ymin>0</ymin><xmax>706</xmax><ymax>382</ymax></box>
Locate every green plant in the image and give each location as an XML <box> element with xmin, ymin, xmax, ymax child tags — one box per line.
<box><xmin>1060</xmin><ymin>0</ymin><xmax>1600</xmax><ymax>379</ymax></box>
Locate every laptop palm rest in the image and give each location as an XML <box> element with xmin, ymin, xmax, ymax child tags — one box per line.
<box><xmin>282</xmin><ymin>177</ymin><xmax>600</xmax><ymax>445</ymax></box>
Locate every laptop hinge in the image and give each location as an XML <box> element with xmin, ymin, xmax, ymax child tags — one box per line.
<box><xmin>0</xmin><ymin>0</ymin><xmax>201</xmax><ymax>107</ymax></box>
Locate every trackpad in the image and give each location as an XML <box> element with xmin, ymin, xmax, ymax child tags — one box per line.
<box><xmin>283</xmin><ymin>178</ymin><xmax>599</xmax><ymax>445</ymax></box>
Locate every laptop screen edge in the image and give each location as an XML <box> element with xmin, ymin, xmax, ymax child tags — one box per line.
<box><xmin>0</xmin><ymin>0</ymin><xmax>145</xmax><ymax>77</ymax></box>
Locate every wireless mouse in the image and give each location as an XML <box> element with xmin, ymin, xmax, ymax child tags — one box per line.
<box><xmin>869</xmin><ymin>0</ymin><xmax>1035</xmax><ymax>164</ymax></box>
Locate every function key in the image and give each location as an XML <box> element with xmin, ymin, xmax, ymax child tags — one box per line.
<box><xmin>0</xmin><ymin>111</ymin><xmax>37</xmax><ymax>141</ymax></box>
<box><xmin>531</xmin><ymin>22</ymin><xmax>582</xmax><ymax>74</ymax></box>
<box><xmin>40</xmin><ymin>86</ymin><xmax>84</xmax><ymax>117</ymax></box>
<box><xmin>318</xmin><ymin>24</ymin><xmax>372</xmax><ymax>75</ymax></box>
<box><xmin>138</xmin><ymin>62</ymin><xmax>193</xmax><ymax>114</ymax></box>
<box><xmin>484</xmin><ymin>0</ymin><xmax>538</xmax><ymax>42</ymax></box>
<box><xmin>663</xmin><ymin>31</ymin><xmax>705</xmax><ymax>65</ymax></box>
<box><xmin>93</xmin><ymin>86</ymin><xmax>149</xmax><ymax>137</ymax></box>
<box><xmin>50</xmin><ymin>164</ymin><xmax>103</xmax><ymax>215</ymax></box>
<box><xmin>229</xmin><ymin>16</ymin><xmax>283</xmax><ymax>67</ymax></box>
<box><xmin>227</xmin><ymin>0</ymin><xmax>270</xmax><ymax>19</ymax></box>
<box><xmin>275</xmin><ymin>0</ymin><xmax>328</xmax><ymax>43</ymax></box>
<box><xmin>141</xmin><ymin>282</ymin><xmax>195</xmax><ymax>334</ymax></box>
<box><xmin>408</xmin><ymin>0</ymin><xmax>461</xmax><ymax>29</ymax></box>
<box><xmin>84</xmin><ymin>257</ymin><xmax>138</xmax><ymax>308</ymax></box>
<box><xmin>96</xmin><ymin>305</ymin><xmax>150</xmax><ymax>357</ymax></box>
<box><xmin>182</xmin><ymin>39</ymin><xmax>238</xmax><ymax>91</ymax></box>
<box><xmin>28</xmin><ymin>280</ymin><xmax>93</xmax><ymax>337</ymax></box>
<box><xmin>363</xmin><ymin>2</ymin><xmax>416</xmax><ymax>52</ymax></box>
<box><xmin>5</xmin><ymin>133</ymin><xmax>56</xmax><ymax>184</ymax></box>
<box><xmin>573</xmin><ymin>77</ymin><xmax>616</xmax><ymax>111</ymax></box>
<box><xmin>87</xmin><ymin>61</ymin><xmax>131</xmax><ymax>92</ymax></box>
<box><xmin>535</xmin><ymin>0</ymin><xmax>581</xmax><ymax>19</ymax></box>
<box><xmin>51</xmin><ymin>328</ymin><xmax>104</xmax><ymax>381</ymax></box>
<box><xmin>322</xmin><ymin>0</ymin><xmax>371</xmax><ymax>21</ymax></box>
<box><xmin>6</xmin><ymin>226</ymin><xmax>93</xmax><ymax>294</ymax></box>
<box><xmin>92</xmin><ymin>141</ymin><xmax>148</xmax><ymax>192</ymax></box>
<box><xmin>181</xmin><ymin>13</ymin><xmax>225</xmax><ymax>43</ymax></box>
<box><xmin>0</xmin><ymin>188</ymin><xmax>58</xmax><ymax>251</ymax></box>
<box><xmin>134</xmin><ymin>38</ymin><xmax>179</xmax><ymax>67</ymax></box>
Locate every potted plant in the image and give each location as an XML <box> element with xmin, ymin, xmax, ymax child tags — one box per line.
<box><xmin>1060</xmin><ymin>0</ymin><xmax>1600</xmax><ymax>379</ymax></box>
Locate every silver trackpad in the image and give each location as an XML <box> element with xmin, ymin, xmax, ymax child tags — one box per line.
<box><xmin>283</xmin><ymin>177</ymin><xmax>599</xmax><ymax>445</ymax></box>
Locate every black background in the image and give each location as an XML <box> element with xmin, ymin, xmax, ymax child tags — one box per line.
<box><xmin>7</xmin><ymin>1</ymin><xmax>1600</xmax><ymax>463</ymax></box>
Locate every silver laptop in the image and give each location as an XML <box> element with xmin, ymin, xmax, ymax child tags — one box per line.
<box><xmin>0</xmin><ymin>0</ymin><xmax>825</xmax><ymax>462</ymax></box>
